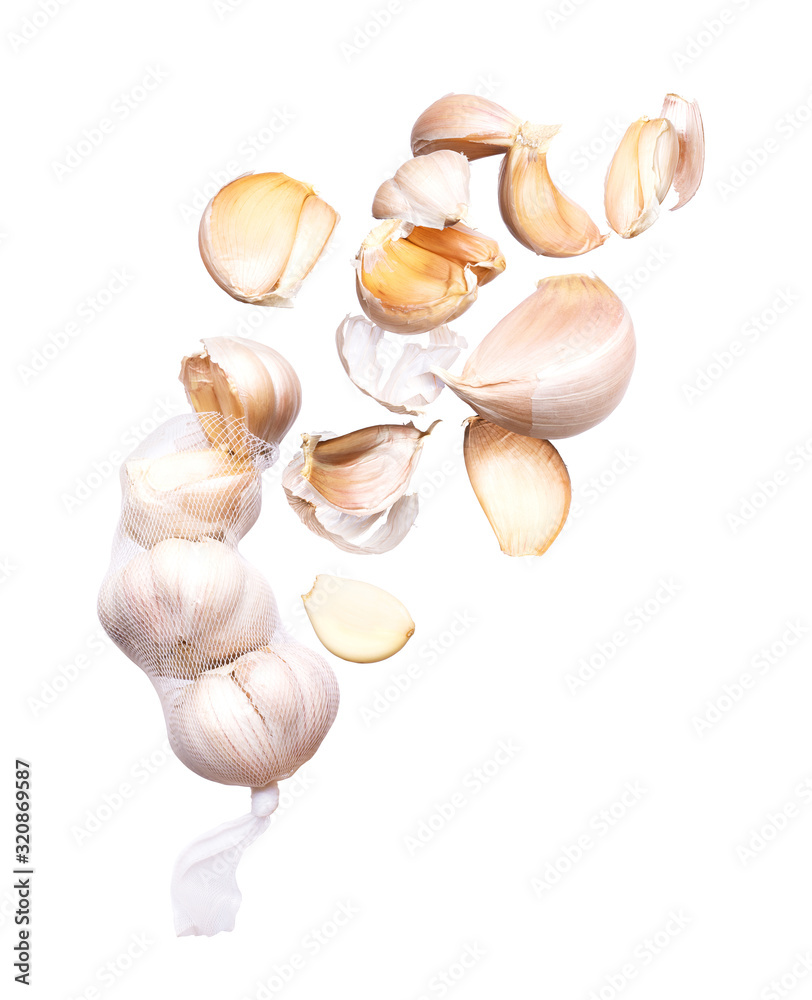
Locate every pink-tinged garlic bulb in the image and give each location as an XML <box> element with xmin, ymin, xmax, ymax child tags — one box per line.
<box><xmin>660</xmin><ymin>93</ymin><xmax>705</xmax><ymax>210</ymax></box>
<box><xmin>604</xmin><ymin>118</ymin><xmax>679</xmax><ymax>238</ymax></box>
<box><xmin>410</xmin><ymin>93</ymin><xmax>522</xmax><ymax>160</ymax></box>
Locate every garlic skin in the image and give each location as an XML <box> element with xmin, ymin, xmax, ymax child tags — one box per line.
<box><xmin>303</xmin><ymin>575</ymin><xmax>415</xmax><ymax>663</ymax></box>
<box><xmin>98</xmin><ymin>538</ymin><xmax>278</xmax><ymax>679</ymax></box>
<box><xmin>180</xmin><ymin>337</ymin><xmax>302</xmax><ymax>458</ymax></box>
<box><xmin>604</xmin><ymin>118</ymin><xmax>679</xmax><ymax>238</ymax></box>
<box><xmin>464</xmin><ymin>417</ymin><xmax>571</xmax><ymax>556</ymax></box>
<box><xmin>434</xmin><ymin>274</ymin><xmax>635</xmax><ymax>439</ymax></box>
<box><xmin>120</xmin><ymin>449</ymin><xmax>262</xmax><ymax>549</ymax></box>
<box><xmin>660</xmin><ymin>93</ymin><xmax>704</xmax><ymax>210</ymax></box>
<box><xmin>372</xmin><ymin>150</ymin><xmax>471</xmax><ymax>229</ymax></box>
<box><xmin>336</xmin><ymin>314</ymin><xmax>466</xmax><ymax>416</ymax></box>
<box><xmin>199</xmin><ymin>172</ymin><xmax>338</xmax><ymax>306</ymax></box>
<box><xmin>411</xmin><ymin>94</ymin><xmax>522</xmax><ymax>160</ymax></box>
<box><xmin>355</xmin><ymin>219</ymin><xmax>504</xmax><ymax>335</ymax></box>
<box><xmin>168</xmin><ymin>639</ymin><xmax>339</xmax><ymax>787</ymax></box>
<box><xmin>498</xmin><ymin>123</ymin><xmax>608</xmax><ymax>258</ymax></box>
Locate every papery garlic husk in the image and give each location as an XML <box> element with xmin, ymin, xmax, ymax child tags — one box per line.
<box><xmin>498</xmin><ymin>123</ymin><xmax>608</xmax><ymax>258</ymax></box>
<box><xmin>604</xmin><ymin>118</ymin><xmax>679</xmax><ymax>238</ymax></box>
<box><xmin>355</xmin><ymin>219</ymin><xmax>504</xmax><ymax>335</ymax></box>
<box><xmin>180</xmin><ymin>336</ymin><xmax>302</xmax><ymax>458</ymax></box>
<box><xmin>303</xmin><ymin>575</ymin><xmax>415</xmax><ymax>663</ymax></box>
<box><xmin>168</xmin><ymin>638</ymin><xmax>339</xmax><ymax>786</ymax></box>
<box><xmin>411</xmin><ymin>94</ymin><xmax>522</xmax><ymax>160</ymax></box>
<box><xmin>198</xmin><ymin>172</ymin><xmax>338</xmax><ymax>305</ymax></box>
<box><xmin>98</xmin><ymin>538</ymin><xmax>278</xmax><ymax>679</ymax></box>
<box><xmin>463</xmin><ymin>417</ymin><xmax>571</xmax><ymax>556</ymax></box>
<box><xmin>302</xmin><ymin>421</ymin><xmax>438</xmax><ymax>515</ymax></box>
<box><xmin>660</xmin><ymin>93</ymin><xmax>704</xmax><ymax>210</ymax></box>
<box><xmin>372</xmin><ymin>150</ymin><xmax>471</xmax><ymax>229</ymax></box>
<box><xmin>120</xmin><ymin>448</ymin><xmax>262</xmax><ymax>548</ymax></box>
<box><xmin>336</xmin><ymin>314</ymin><xmax>466</xmax><ymax>415</ymax></box>
<box><xmin>434</xmin><ymin>274</ymin><xmax>635</xmax><ymax>439</ymax></box>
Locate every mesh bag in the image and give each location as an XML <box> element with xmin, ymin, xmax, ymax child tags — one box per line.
<box><xmin>97</xmin><ymin>413</ymin><xmax>339</xmax><ymax>936</ymax></box>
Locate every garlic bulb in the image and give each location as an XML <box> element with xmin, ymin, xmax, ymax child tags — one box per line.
<box><xmin>411</xmin><ymin>93</ymin><xmax>522</xmax><ymax>159</ymax></box>
<box><xmin>434</xmin><ymin>274</ymin><xmax>635</xmax><ymax>439</ymax></box>
<box><xmin>303</xmin><ymin>575</ymin><xmax>414</xmax><ymax>663</ymax></box>
<box><xmin>355</xmin><ymin>220</ymin><xmax>504</xmax><ymax>335</ymax></box>
<box><xmin>121</xmin><ymin>448</ymin><xmax>262</xmax><ymax>548</ymax></box>
<box><xmin>167</xmin><ymin>640</ymin><xmax>339</xmax><ymax>786</ymax></box>
<box><xmin>98</xmin><ymin>537</ymin><xmax>278</xmax><ymax>679</ymax></box>
<box><xmin>335</xmin><ymin>314</ymin><xmax>466</xmax><ymax>415</ymax></box>
<box><xmin>604</xmin><ymin>118</ymin><xmax>679</xmax><ymax>238</ymax></box>
<box><xmin>180</xmin><ymin>336</ymin><xmax>302</xmax><ymax>458</ymax></box>
<box><xmin>372</xmin><ymin>150</ymin><xmax>471</xmax><ymax>229</ymax></box>
<box><xmin>498</xmin><ymin>123</ymin><xmax>607</xmax><ymax>258</ymax></box>
<box><xmin>198</xmin><ymin>172</ymin><xmax>338</xmax><ymax>305</ymax></box>
<box><xmin>463</xmin><ymin>417</ymin><xmax>571</xmax><ymax>556</ymax></box>
<box><xmin>660</xmin><ymin>93</ymin><xmax>704</xmax><ymax>210</ymax></box>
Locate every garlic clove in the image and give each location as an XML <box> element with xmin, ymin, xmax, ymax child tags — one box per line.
<box><xmin>404</xmin><ymin>223</ymin><xmax>506</xmax><ymax>286</ymax></box>
<box><xmin>335</xmin><ymin>314</ymin><xmax>466</xmax><ymax>415</ymax></box>
<box><xmin>372</xmin><ymin>150</ymin><xmax>471</xmax><ymax>229</ymax></box>
<box><xmin>604</xmin><ymin>118</ymin><xmax>679</xmax><ymax>238</ymax></box>
<box><xmin>498</xmin><ymin>123</ymin><xmax>608</xmax><ymax>258</ymax></box>
<box><xmin>302</xmin><ymin>575</ymin><xmax>415</xmax><ymax>663</ymax></box>
<box><xmin>199</xmin><ymin>172</ymin><xmax>338</xmax><ymax>305</ymax></box>
<box><xmin>121</xmin><ymin>448</ymin><xmax>262</xmax><ymax>548</ymax></box>
<box><xmin>180</xmin><ymin>336</ymin><xmax>302</xmax><ymax>458</ymax></box>
<box><xmin>433</xmin><ymin>274</ymin><xmax>635</xmax><ymax>439</ymax></box>
<box><xmin>660</xmin><ymin>93</ymin><xmax>704</xmax><ymax>210</ymax></box>
<box><xmin>463</xmin><ymin>417</ymin><xmax>571</xmax><ymax>556</ymax></box>
<box><xmin>301</xmin><ymin>421</ymin><xmax>438</xmax><ymax>515</ymax></box>
<box><xmin>411</xmin><ymin>93</ymin><xmax>522</xmax><ymax>160</ymax></box>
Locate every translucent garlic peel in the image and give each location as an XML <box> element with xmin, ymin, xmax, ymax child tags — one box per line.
<box><xmin>660</xmin><ymin>93</ymin><xmax>704</xmax><ymax>210</ymax></box>
<box><xmin>463</xmin><ymin>417</ymin><xmax>571</xmax><ymax>556</ymax></box>
<box><xmin>604</xmin><ymin>118</ymin><xmax>679</xmax><ymax>238</ymax></box>
<box><xmin>302</xmin><ymin>575</ymin><xmax>415</xmax><ymax>663</ymax></box>
<box><xmin>372</xmin><ymin>150</ymin><xmax>471</xmax><ymax>229</ymax></box>
<box><xmin>411</xmin><ymin>93</ymin><xmax>522</xmax><ymax>160</ymax></box>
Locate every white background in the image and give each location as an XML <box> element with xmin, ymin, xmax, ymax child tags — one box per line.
<box><xmin>5</xmin><ymin>0</ymin><xmax>812</xmax><ymax>997</ymax></box>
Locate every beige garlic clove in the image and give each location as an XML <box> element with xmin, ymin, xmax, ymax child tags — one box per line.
<box><xmin>660</xmin><ymin>93</ymin><xmax>704</xmax><ymax>210</ymax></box>
<box><xmin>463</xmin><ymin>417</ymin><xmax>571</xmax><ymax>556</ymax></box>
<box><xmin>97</xmin><ymin>537</ymin><xmax>278</xmax><ymax>679</ymax></box>
<box><xmin>302</xmin><ymin>421</ymin><xmax>438</xmax><ymax>516</ymax></box>
<box><xmin>434</xmin><ymin>274</ymin><xmax>635</xmax><ymax>439</ymax></box>
<box><xmin>336</xmin><ymin>314</ymin><xmax>466</xmax><ymax>416</ymax></box>
<box><xmin>604</xmin><ymin>118</ymin><xmax>679</xmax><ymax>238</ymax></box>
<box><xmin>180</xmin><ymin>336</ymin><xmax>302</xmax><ymax>458</ymax></box>
<box><xmin>355</xmin><ymin>219</ymin><xmax>503</xmax><ymax>335</ymax></box>
<box><xmin>498</xmin><ymin>123</ymin><xmax>608</xmax><ymax>258</ymax></box>
<box><xmin>411</xmin><ymin>93</ymin><xmax>522</xmax><ymax>160</ymax></box>
<box><xmin>372</xmin><ymin>150</ymin><xmax>471</xmax><ymax>229</ymax></box>
<box><xmin>198</xmin><ymin>172</ymin><xmax>338</xmax><ymax>305</ymax></box>
<box><xmin>120</xmin><ymin>448</ymin><xmax>262</xmax><ymax>548</ymax></box>
<box><xmin>167</xmin><ymin>640</ymin><xmax>339</xmax><ymax>786</ymax></box>
<box><xmin>302</xmin><ymin>575</ymin><xmax>415</xmax><ymax>663</ymax></box>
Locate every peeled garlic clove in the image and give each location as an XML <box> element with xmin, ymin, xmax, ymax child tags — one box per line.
<box><xmin>199</xmin><ymin>172</ymin><xmax>338</xmax><ymax>305</ymax></box>
<box><xmin>463</xmin><ymin>417</ymin><xmax>571</xmax><ymax>556</ymax></box>
<box><xmin>180</xmin><ymin>336</ymin><xmax>302</xmax><ymax>458</ymax></box>
<box><xmin>336</xmin><ymin>314</ymin><xmax>466</xmax><ymax>415</ymax></box>
<box><xmin>404</xmin><ymin>223</ymin><xmax>506</xmax><ymax>286</ymax></box>
<box><xmin>434</xmin><ymin>274</ymin><xmax>635</xmax><ymax>439</ymax></box>
<box><xmin>411</xmin><ymin>93</ymin><xmax>522</xmax><ymax>160</ymax></box>
<box><xmin>373</xmin><ymin>150</ymin><xmax>472</xmax><ymax>229</ymax></box>
<box><xmin>498</xmin><ymin>124</ymin><xmax>608</xmax><ymax>258</ymax></box>
<box><xmin>302</xmin><ymin>575</ymin><xmax>415</xmax><ymax>663</ymax></box>
<box><xmin>660</xmin><ymin>93</ymin><xmax>704</xmax><ymax>210</ymax></box>
<box><xmin>302</xmin><ymin>421</ymin><xmax>438</xmax><ymax>515</ymax></box>
<box><xmin>120</xmin><ymin>448</ymin><xmax>262</xmax><ymax>548</ymax></box>
<box><xmin>604</xmin><ymin>118</ymin><xmax>679</xmax><ymax>238</ymax></box>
